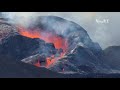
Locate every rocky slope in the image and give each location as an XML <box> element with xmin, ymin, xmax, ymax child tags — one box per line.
<box><xmin>0</xmin><ymin>54</ymin><xmax>65</xmax><ymax>78</ymax></box>
<box><xmin>0</xmin><ymin>16</ymin><xmax>114</xmax><ymax>77</ymax></box>
<box><xmin>103</xmin><ymin>46</ymin><xmax>120</xmax><ymax>70</ymax></box>
<box><xmin>0</xmin><ymin>54</ymin><xmax>120</xmax><ymax>78</ymax></box>
<box><xmin>0</xmin><ymin>34</ymin><xmax>59</xmax><ymax>61</ymax></box>
<box><xmin>49</xmin><ymin>45</ymin><xmax>109</xmax><ymax>74</ymax></box>
<box><xmin>30</xmin><ymin>16</ymin><xmax>102</xmax><ymax>57</ymax></box>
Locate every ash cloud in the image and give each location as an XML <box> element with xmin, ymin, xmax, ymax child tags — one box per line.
<box><xmin>1</xmin><ymin>12</ymin><xmax>120</xmax><ymax>49</ymax></box>
<box><xmin>38</xmin><ymin>12</ymin><xmax>120</xmax><ymax>49</ymax></box>
<box><xmin>1</xmin><ymin>12</ymin><xmax>38</xmax><ymax>28</ymax></box>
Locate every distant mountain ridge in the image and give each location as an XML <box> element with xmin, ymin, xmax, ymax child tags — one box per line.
<box><xmin>103</xmin><ymin>46</ymin><xmax>120</xmax><ymax>70</ymax></box>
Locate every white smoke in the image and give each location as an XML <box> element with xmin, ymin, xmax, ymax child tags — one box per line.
<box><xmin>2</xmin><ymin>12</ymin><xmax>38</xmax><ymax>28</ymax></box>
<box><xmin>1</xmin><ymin>12</ymin><xmax>120</xmax><ymax>49</ymax></box>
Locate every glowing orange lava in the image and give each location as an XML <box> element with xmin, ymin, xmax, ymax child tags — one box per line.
<box><xmin>46</xmin><ymin>57</ymin><xmax>55</xmax><ymax>67</ymax></box>
<box><xmin>18</xmin><ymin>26</ymin><xmax>68</xmax><ymax>52</ymax></box>
<box><xmin>18</xmin><ymin>26</ymin><xmax>68</xmax><ymax>67</ymax></box>
<box><xmin>34</xmin><ymin>60</ymin><xmax>41</xmax><ymax>67</ymax></box>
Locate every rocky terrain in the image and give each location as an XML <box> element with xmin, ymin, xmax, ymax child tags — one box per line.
<box><xmin>0</xmin><ymin>16</ymin><xmax>120</xmax><ymax>78</ymax></box>
<box><xmin>102</xmin><ymin>46</ymin><xmax>120</xmax><ymax>70</ymax></box>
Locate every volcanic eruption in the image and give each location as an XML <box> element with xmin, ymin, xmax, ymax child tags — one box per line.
<box><xmin>0</xmin><ymin>13</ymin><xmax>120</xmax><ymax>78</ymax></box>
<box><xmin>17</xmin><ymin>24</ymin><xmax>68</xmax><ymax>68</ymax></box>
<box><xmin>16</xmin><ymin>16</ymin><xmax>104</xmax><ymax>73</ymax></box>
<box><xmin>0</xmin><ymin>15</ymin><xmax>107</xmax><ymax>74</ymax></box>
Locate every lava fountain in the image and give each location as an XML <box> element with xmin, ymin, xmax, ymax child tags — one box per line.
<box><xmin>18</xmin><ymin>26</ymin><xmax>68</xmax><ymax>68</ymax></box>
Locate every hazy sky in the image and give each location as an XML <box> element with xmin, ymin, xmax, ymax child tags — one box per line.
<box><xmin>2</xmin><ymin>12</ymin><xmax>120</xmax><ymax>49</ymax></box>
<box><xmin>33</xmin><ymin>12</ymin><xmax>120</xmax><ymax>49</ymax></box>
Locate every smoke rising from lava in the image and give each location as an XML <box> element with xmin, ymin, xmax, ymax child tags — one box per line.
<box><xmin>1</xmin><ymin>12</ymin><xmax>38</xmax><ymax>28</ymax></box>
<box><xmin>2</xmin><ymin>12</ymin><xmax>120</xmax><ymax>49</ymax></box>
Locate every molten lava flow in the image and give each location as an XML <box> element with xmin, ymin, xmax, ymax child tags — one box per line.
<box><xmin>34</xmin><ymin>60</ymin><xmax>40</xmax><ymax>67</ymax></box>
<box><xmin>46</xmin><ymin>57</ymin><xmax>55</xmax><ymax>67</ymax></box>
<box><xmin>18</xmin><ymin>26</ymin><xmax>68</xmax><ymax>67</ymax></box>
<box><xmin>18</xmin><ymin>26</ymin><xmax>68</xmax><ymax>52</ymax></box>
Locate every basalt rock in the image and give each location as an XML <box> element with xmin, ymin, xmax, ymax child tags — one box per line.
<box><xmin>0</xmin><ymin>34</ymin><xmax>58</xmax><ymax>61</ymax></box>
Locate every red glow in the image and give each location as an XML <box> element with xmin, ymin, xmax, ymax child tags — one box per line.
<box><xmin>18</xmin><ymin>26</ymin><xmax>68</xmax><ymax>52</ymax></box>
<box><xmin>18</xmin><ymin>26</ymin><xmax>68</xmax><ymax>67</ymax></box>
<box><xmin>46</xmin><ymin>57</ymin><xmax>55</xmax><ymax>67</ymax></box>
<box><xmin>34</xmin><ymin>60</ymin><xmax>40</xmax><ymax>67</ymax></box>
